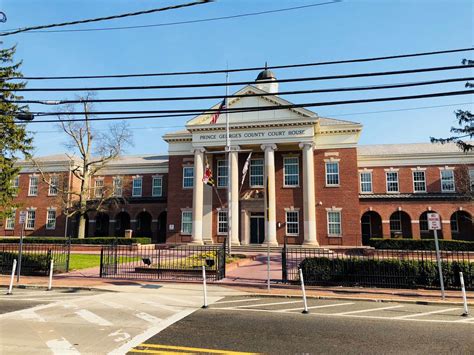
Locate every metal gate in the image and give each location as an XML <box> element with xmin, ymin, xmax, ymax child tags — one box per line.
<box><xmin>100</xmin><ymin>241</ymin><xmax>226</xmax><ymax>281</ymax></box>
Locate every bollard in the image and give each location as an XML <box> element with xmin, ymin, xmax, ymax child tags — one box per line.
<box><xmin>459</xmin><ymin>272</ymin><xmax>470</xmax><ymax>317</ymax></box>
<box><xmin>299</xmin><ymin>268</ymin><xmax>309</xmax><ymax>314</ymax></box>
<box><xmin>47</xmin><ymin>259</ymin><xmax>54</xmax><ymax>291</ymax></box>
<box><xmin>7</xmin><ymin>259</ymin><xmax>17</xmax><ymax>295</ymax></box>
<box><xmin>202</xmin><ymin>265</ymin><xmax>208</xmax><ymax>309</ymax></box>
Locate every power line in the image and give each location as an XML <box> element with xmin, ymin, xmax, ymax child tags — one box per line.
<box><xmin>29</xmin><ymin>102</ymin><xmax>473</xmax><ymax>133</ymax></box>
<box><xmin>6</xmin><ymin>65</ymin><xmax>473</xmax><ymax>92</ymax></box>
<box><xmin>7</xmin><ymin>47</ymin><xmax>474</xmax><ymax>80</ymax></box>
<box><xmin>3</xmin><ymin>1</ymin><xmax>339</xmax><ymax>35</ymax></box>
<box><xmin>9</xmin><ymin>77</ymin><xmax>474</xmax><ymax>105</ymax></box>
<box><xmin>0</xmin><ymin>0</ymin><xmax>211</xmax><ymax>36</ymax></box>
<box><xmin>17</xmin><ymin>89</ymin><xmax>474</xmax><ymax>123</ymax></box>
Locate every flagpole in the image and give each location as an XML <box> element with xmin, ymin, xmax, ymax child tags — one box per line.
<box><xmin>225</xmin><ymin>69</ymin><xmax>232</xmax><ymax>256</ymax></box>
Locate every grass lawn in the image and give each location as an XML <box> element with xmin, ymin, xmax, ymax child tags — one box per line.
<box><xmin>68</xmin><ymin>254</ymin><xmax>140</xmax><ymax>270</ymax></box>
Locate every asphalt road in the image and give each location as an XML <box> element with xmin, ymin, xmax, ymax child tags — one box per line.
<box><xmin>131</xmin><ymin>296</ymin><xmax>474</xmax><ymax>355</ymax></box>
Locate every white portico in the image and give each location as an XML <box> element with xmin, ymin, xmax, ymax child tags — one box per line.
<box><xmin>163</xmin><ymin>70</ymin><xmax>362</xmax><ymax>246</ymax></box>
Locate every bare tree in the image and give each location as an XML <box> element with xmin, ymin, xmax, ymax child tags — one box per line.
<box><xmin>33</xmin><ymin>94</ymin><xmax>133</xmax><ymax>238</ymax></box>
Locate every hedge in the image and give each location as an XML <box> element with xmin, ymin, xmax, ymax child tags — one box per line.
<box><xmin>368</xmin><ymin>238</ymin><xmax>474</xmax><ymax>251</ymax></box>
<box><xmin>0</xmin><ymin>237</ymin><xmax>151</xmax><ymax>245</ymax></box>
<box><xmin>299</xmin><ymin>257</ymin><xmax>474</xmax><ymax>290</ymax></box>
<box><xmin>0</xmin><ymin>252</ymin><xmax>52</xmax><ymax>276</ymax></box>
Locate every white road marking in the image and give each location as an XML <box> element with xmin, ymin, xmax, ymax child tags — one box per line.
<box><xmin>109</xmin><ymin>308</ymin><xmax>197</xmax><ymax>355</ymax></box>
<box><xmin>333</xmin><ymin>305</ymin><xmax>404</xmax><ymax>315</ymax></box>
<box><xmin>215</xmin><ymin>298</ymin><xmax>263</xmax><ymax>305</ymax></box>
<box><xmin>393</xmin><ymin>307</ymin><xmax>460</xmax><ymax>319</ymax></box>
<box><xmin>46</xmin><ymin>337</ymin><xmax>80</xmax><ymax>355</ymax></box>
<box><xmin>108</xmin><ymin>329</ymin><xmax>131</xmax><ymax>343</ymax></box>
<box><xmin>75</xmin><ymin>309</ymin><xmax>113</xmax><ymax>326</ymax></box>
<box><xmin>100</xmin><ymin>300</ymin><xmax>125</xmax><ymax>309</ymax></box>
<box><xmin>278</xmin><ymin>302</ymin><xmax>355</xmax><ymax>312</ymax></box>
<box><xmin>135</xmin><ymin>312</ymin><xmax>163</xmax><ymax>324</ymax></box>
<box><xmin>19</xmin><ymin>309</ymin><xmax>46</xmax><ymax>322</ymax></box>
<box><xmin>154</xmin><ymin>294</ymin><xmax>200</xmax><ymax>306</ymax></box>
<box><xmin>141</xmin><ymin>300</ymin><xmax>182</xmax><ymax>312</ymax></box>
<box><xmin>235</xmin><ymin>300</ymin><xmax>302</xmax><ymax>308</ymax></box>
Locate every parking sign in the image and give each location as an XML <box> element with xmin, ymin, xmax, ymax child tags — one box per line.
<box><xmin>427</xmin><ymin>213</ymin><xmax>441</xmax><ymax>230</ymax></box>
<box><xmin>19</xmin><ymin>211</ymin><xmax>26</xmax><ymax>225</ymax></box>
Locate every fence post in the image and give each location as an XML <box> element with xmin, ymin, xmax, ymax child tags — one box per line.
<box><xmin>66</xmin><ymin>238</ymin><xmax>71</xmax><ymax>273</ymax></box>
<box><xmin>47</xmin><ymin>258</ymin><xmax>54</xmax><ymax>291</ymax></box>
<box><xmin>202</xmin><ymin>265</ymin><xmax>208</xmax><ymax>309</ymax></box>
<box><xmin>299</xmin><ymin>268</ymin><xmax>309</xmax><ymax>314</ymax></box>
<box><xmin>282</xmin><ymin>239</ymin><xmax>287</xmax><ymax>283</ymax></box>
<box><xmin>459</xmin><ymin>272</ymin><xmax>470</xmax><ymax>317</ymax></box>
<box><xmin>99</xmin><ymin>247</ymin><xmax>104</xmax><ymax>278</ymax></box>
<box><xmin>7</xmin><ymin>259</ymin><xmax>17</xmax><ymax>295</ymax></box>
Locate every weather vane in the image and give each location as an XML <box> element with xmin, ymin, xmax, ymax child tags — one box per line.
<box><xmin>0</xmin><ymin>12</ymin><xmax>7</xmax><ymax>23</ymax></box>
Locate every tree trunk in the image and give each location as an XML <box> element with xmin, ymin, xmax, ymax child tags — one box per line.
<box><xmin>77</xmin><ymin>214</ymin><xmax>86</xmax><ymax>239</ymax></box>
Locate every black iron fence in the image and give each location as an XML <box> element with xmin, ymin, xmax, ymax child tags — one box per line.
<box><xmin>100</xmin><ymin>241</ymin><xmax>226</xmax><ymax>281</ymax></box>
<box><xmin>0</xmin><ymin>243</ymin><xmax>70</xmax><ymax>276</ymax></box>
<box><xmin>282</xmin><ymin>246</ymin><xmax>474</xmax><ymax>290</ymax></box>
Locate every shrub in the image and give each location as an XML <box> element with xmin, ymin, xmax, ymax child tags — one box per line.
<box><xmin>368</xmin><ymin>239</ymin><xmax>474</xmax><ymax>251</ymax></box>
<box><xmin>0</xmin><ymin>251</ymin><xmax>51</xmax><ymax>275</ymax></box>
<box><xmin>299</xmin><ymin>257</ymin><xmax>474</xmax><ymax>290</ymax></box>
<box><xmin>0</xmin><ymin>237</ymin><xmax>151</xmax><ymax>245</ymax></box>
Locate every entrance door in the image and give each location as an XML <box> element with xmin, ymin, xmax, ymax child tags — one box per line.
<box><xmin>250</xmin><ymin>213</ymin><xmax>265</xmax><ymax>244</ymax></box>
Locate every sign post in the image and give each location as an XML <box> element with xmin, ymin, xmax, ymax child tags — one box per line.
<box><xmin>17</xmin><ymin>211</ymin><xmax>26</xmax><ymax>283</ymax></box>
<box><xmin>428</xmin><ymin>213</ymin><xmax>445</xmax><ymax>300</ymax></box>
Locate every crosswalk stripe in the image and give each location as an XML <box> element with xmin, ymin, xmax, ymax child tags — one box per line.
<box><xmin>234</xmin><ymin>300</ymin><xmax>301</xmax><ymax>308</ymax></box>
<box><xmin>392</xmin><ymin>307</ymin><xmax>460</xmax><ymax>319</ymax></box>
<box><xmin>278</xmin><ymin>302</ymin><xmax>355</xmax><ymax>312</ymax></box>
<box><xmin>75</xmin><ymin>309</ymin><xmax>113</xmax><ymax>326</ymax></box>
<box><xmin>135</xmin><ymin>312</ymin><xmax>163</xmax><ymax>324</ymax></box>
<box><xmin>46</xmin><ymin>337</ymin><xmax>80</xmax><ymax>355</ymax></box>
<box><xmin>333</xmin><ymin>305</ymin><xmax>404</xmax><ymax>315</ymax></box>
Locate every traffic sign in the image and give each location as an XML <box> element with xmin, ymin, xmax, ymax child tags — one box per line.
<box><xmin>427</xmin><ymin>213</ymin><xmax>441</xmax><ymax>230</ymax></box>
<box><xmin>19</xmin><ymin>211</ymin><xmax>27</xmax><ymax>225</ymax></box>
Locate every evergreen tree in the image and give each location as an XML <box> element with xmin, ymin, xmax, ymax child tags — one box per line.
<box><xmin>0</xmin><ymin>45</ymin><xmax>33</xmax><ymax>222</ymax></box>
<box><xmin>430</xmin><ymin>109</ymin><xmax>473</xmax><ymax>152</ymax></box>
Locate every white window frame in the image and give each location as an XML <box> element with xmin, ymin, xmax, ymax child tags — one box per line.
<box><xmin>217</xmin><ymin>209</ymin><xmax>228</xmax><ymax>235</ymax></box>
<box><xmin>182</xmin><ymin>166</ymin><xmax>194</xmax><ymax>189</ymax></box>
<box><xmin>25</xmin><ymin>209</ymin><xmax>36</xmax><ymax>230</ymax></box>
<box><xmin>412</xmin><ymin>170</ymin><xmax>426</xmax><ymax>193</ymax></box>
<box><xmin>217</xmin><ymin>160</ymin><xmax>228</xmax><ymax>188</ymax></box>
<box><xmin>132</xmin><ymin>176</ymin><xmax>143</xmax><ymax>197</ymax></box>
<box><xmin>389</xmin><ymin>211</ymin><xmax>402</xmax><ymax>234</ymax></box>
<box><xmin>419</xmin><ymin>212</ymin><xmax>429</xmax><ymax>232</ymax></box>
<box><xmin>325</xmin><ymin>161</ymin><xmax>340</xmax><ymax>187</ymax></box>
<box><xmin>5</xmin><ymin>209</ymin><xmax>16</xmax><ymax>230</ymax></box>
<box><xmin>450</xmin><ymin>213</ymin><xmax>459</xmax><ymax>233</ymax></box>
<box><xmin>326</xmin><ymin>208</ymin><xmax>342</xmax><ymax>237</ymax></box>
<box><xmin>283</xmin><ymin>156</ymin><xmax>299</xmax><ymax>187</ymax></box>
<box><xmin>94</xmin><ymin>178</ymin><xmax>104</xmax><ymax>198</ymax></box>
<box><xmin>386</xmin><ymin>171</ymin><xmax>399</xmax><ymax>193</ymax></box>
<box><xmin>440</xmin><ymin>168</ymin><xmax>455</xmax><ymax>192</ymax></box>
<box><xmin>285</xmin><ymin>210</ymin><xmax>299</xmax><ymax>236</ymax></box>
<box><xmin>249</xmin><ymin>158</ymin><xmax>264</xmax><ymax>188</ymax></box>
<box><xmin>12</xmin><ymin>176</ymin><xmax>19</xmax><ymax>196</ymax></box>
<box><xmin>359</xmin><ymin>171</ymin><xmax>373</xmax><ymax>193</ymax></box>
<box><xmin>113</xmin><ymin>176</ymin><xmax>123</xmax><ymax>197</ymax></box>
<box><xmin>152</xmin><ymin>176</ymin><xmax>163</xmax><ymax>197</ymax></box>
<box><xmin>28</xmin><ymin>175</ymin><xmax>38</xmax><ymax>196</ymax></box>
<box><xmin>181</xmin><ymin>210</ymin><xmax>193</xmax><ymax>235</ymax></box>
<box><xmin>48</xmin><ymin>175</ymin><xmax>59</xmax><ymax>196</ymax></box>
<box><xmin>46</xmin><ymin>209</ymin><xmax>57</xmax><ymax>230</ymax></box>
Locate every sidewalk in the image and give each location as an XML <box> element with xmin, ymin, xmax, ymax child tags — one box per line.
<box><xmin>1</xmin><ymin>252</ymin><xmax>473</xmax><ymax>306</ymax></box>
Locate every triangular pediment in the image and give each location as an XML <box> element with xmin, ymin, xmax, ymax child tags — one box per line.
<box><xmin>186</xmin><ymin>85</ymin><xmax>317</xmax><ymax>128</ymax></box>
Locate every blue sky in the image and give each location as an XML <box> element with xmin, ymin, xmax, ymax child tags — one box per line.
<box><xmin>2</xmin><ymin>0</ymin><xmax>473</xmax><ymax>156</ymax></box>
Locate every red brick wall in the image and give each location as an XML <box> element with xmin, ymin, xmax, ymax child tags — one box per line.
<box><xmin>315</xmin><ymin>148</ymin><xmax>361</xmax><ymax>246</ymax></box>
<box><xmin>166</xmin><ymin>155</ymin><xmax>194</xmax><ymax>243</ymax></box>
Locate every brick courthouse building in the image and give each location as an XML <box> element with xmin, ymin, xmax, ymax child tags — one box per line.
<box><xmin>2</xmin><ymin>70</ymin><xmax>473</xmax><ymax>245</ymax></box>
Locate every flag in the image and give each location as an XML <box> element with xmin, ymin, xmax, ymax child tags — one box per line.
<box><xmin>240</xmin><ymin>152</ymin><xmax>252</xmax><ymax>190</ymax></box>
<box><xmin>210</xmin><ymin>99</ymin><xmax>226</xmax><ymax>124</ymax></box>
<box><xmin>202</xmin><ymin>158</ymin><xmax>215</xmax><ymax>186</ymax></box>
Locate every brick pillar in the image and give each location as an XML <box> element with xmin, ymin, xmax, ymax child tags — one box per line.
<box><xmin>382</xmin><ymin>221</ymin><xmax>391</xmax><ymax>239</ymax></box>
<box><xmin>412</xmin><ymin>221</ymin><xmax>421</xmax><ymax>240</ymax></box>
<box><xmin>442</xmin><ymin>221</ymin><xmax>453</xmax><ymax>240</ymax></box>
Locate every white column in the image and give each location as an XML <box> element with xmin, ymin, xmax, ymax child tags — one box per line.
<box><xmin>261</xmin><ymin>144</ymin><xmax>278</xmax><ymax>246</ymax></box>
<box><xmin>192</xmin><ymin>148</ymin><xmax>205</xmax><ymax>244</ymax></box>
<box><xmin>299</xmin><ymin>142</ymin><xmax>319</xmax><ymax>246</ymax></box>
<box><xmin>229</xmin><ymin>148</ymin><xmax>240</xmax><ymax>245</ymax></box>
